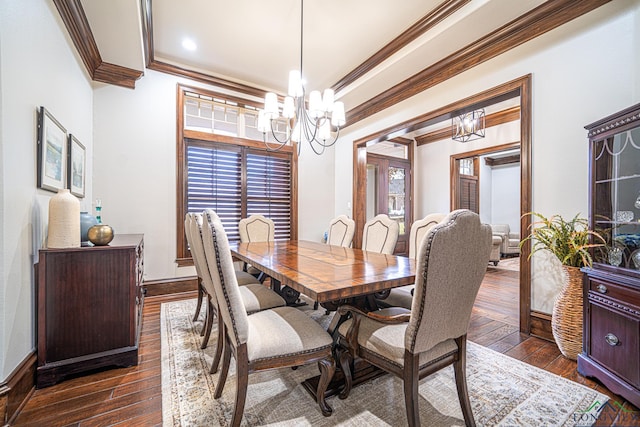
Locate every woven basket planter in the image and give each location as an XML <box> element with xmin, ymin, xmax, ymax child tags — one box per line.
<box><xmin>551</xmin><ymin>265</ymin><xmax>583</xmax><ymax>360</ymax></box>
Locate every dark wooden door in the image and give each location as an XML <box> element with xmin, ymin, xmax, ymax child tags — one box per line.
<box><xmin>367</xmin><ymin>154</ymin><xmax>412</xmax><ymax>255</ymax></box>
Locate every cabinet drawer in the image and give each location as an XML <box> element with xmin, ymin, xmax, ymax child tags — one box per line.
<box><xmin>589</xmin><ymin>304</ymin><xmax>640</xmax><ymax>388</ymax></box>
<box><xmin>589</xmin><ymin>279</ymin><xmax>640</xmax><ymax>308</ymax></box>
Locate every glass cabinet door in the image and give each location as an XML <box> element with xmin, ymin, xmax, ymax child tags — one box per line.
<box><xmin>593</xmin><ymin>127</ymin><xmax>640</xmax><ymax>270</ymax></box>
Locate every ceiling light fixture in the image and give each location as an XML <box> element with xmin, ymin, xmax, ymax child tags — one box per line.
<box><xmin>258</xmin><ymin>0</ymin><xmax>345</xmax><ymax>155</ymax></box>
<box><xmin>452</xmin><ymin>109</ymin><xmax>486</xmax><ymax>142</ymax></box>
<box><xmin>182</xmin><ymin>38</ymin><xmax>197</xmax><ymax>51</ymax></box>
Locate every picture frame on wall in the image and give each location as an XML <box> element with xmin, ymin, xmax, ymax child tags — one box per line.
<box><xmin>37</xmin><ymin>106</ymin><xmax>67</xmax><ymax>192</ymax></box>
<box><xmin>68</xmin><ymin>134</ymin><xmax>86</xmax><ymax>198</ymax></box>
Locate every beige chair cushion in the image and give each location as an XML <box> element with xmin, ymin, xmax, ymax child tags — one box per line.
<box><xmin>327</xmin><ymin>215</ymin><xmax>355</xmax><ymax>247</ymax></box>
<box><xmin>240</xmin><ymin>283</ymin><xmax>286</xmax><ymax>314</ymax></box>
<box><xmin>236</xmin><ymin>269</ymin><xmax>260</xmax><ymax>285</ymax></box>
<box><xmin>337</xmin><ymin>316</ymin><xmax>457</xmax><ymax>367</ymax></box>
<box><xmin>247</xmin><ymin>306</ymin><xmax>333</xmax><ymax>362</ymax></box>
<box><xmin>203</xmin><ymin>210</ymin><xmax>250</xmax><ymax>346</ymax></box>
<box><xmin>407</xmin><ymin>210</ymin><xmax>491</xmax><ymax>354</ymax></box>
<box><xmin>362</xmin><ymin>214</ymin><xmax>399</xmax><ymax>255</ymax></box>
<box><xmin>408</xmin><ymin>213</ymin><xmax>446</xmax><ymax>259</ymax></box>
<box><xmin>379</xmin><ymin>285</ymin><xmax>414</xmax><ymax>309</ymax></box>
<box><xmin>239</xmin><ymin>215</ymin><xmax>274</xmax><ymax>243</ymax></box>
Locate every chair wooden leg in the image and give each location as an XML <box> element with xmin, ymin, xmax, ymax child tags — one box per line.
<box><xmin>337</xmin><ymin>347</ymin><xmax>353</xmax><ymax>400</ymax></box>
<box><xmin>210</xmin><ymin>314</ymin><xmax>224</xmax><ymax>374</ymax></box>
<box><xmin>231</xmin><ymin>345</ymin><xmax>249</xmax><ymax>427</ymax></box>
<box><xmin>214</xmin><ymin>336</ymin><xmax>232</xmax><ymax>399</ymax></box>
<box><xmin>403</xmin><ymin>350</ymin><xmax>420</xmax><ymax>427</ymax></box>
<box><xmin>317</xmin><ymin>357</ymin><xmax>335</xmax><ymax>416</ymax></box>
<box><xmin>454</xmin><ymin>336</ymin><xmax>476</xmax><ymax>427</ymax></box>
<box><xmin>193</xmin><ymin>281</ymin><xmax>204</xmax><ymax>322</ymax></box>
<box><xmin>201</xmin><ymin>296</ymin><xmax>214</xmax><ymax>349</ymax></box>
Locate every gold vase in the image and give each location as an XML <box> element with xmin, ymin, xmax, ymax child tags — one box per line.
<box><xmin>88</xmin><ymin>224</ymin><xmax>114</xmax><ymax>246</ymax></box>
<box><xmin>551</xmin><ymin>265</ymin><xmax>583</xmax><ymax>360</ymax></box>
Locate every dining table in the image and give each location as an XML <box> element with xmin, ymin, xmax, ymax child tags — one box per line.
<box><xmin>228</xmin><ymin>239</ymin><xmax>416</xmax><ymax>398</ymax></box>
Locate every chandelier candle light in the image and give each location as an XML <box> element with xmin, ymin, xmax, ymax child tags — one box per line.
<box><xmin>258</xmin><ymin>0</ymin><xmax>346</xmax><ymax>155</ymax></box>
<box><xmin>452</xmin><ymin>109</ymin><xmax>486</xmax><ymax>142</ymax></box>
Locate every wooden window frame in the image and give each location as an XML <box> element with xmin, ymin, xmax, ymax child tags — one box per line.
<box><xmin>176</xmin><ymin>84</ymin><xmax>298</xmax><ymax>266</ymax></box>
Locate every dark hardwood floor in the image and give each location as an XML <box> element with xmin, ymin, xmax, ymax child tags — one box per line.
<box><xmin>12</xmin><ymin>268</ymin><xmax>639</xmax><ymax>426</ymax></box>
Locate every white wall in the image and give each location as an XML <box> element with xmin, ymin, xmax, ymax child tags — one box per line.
<box><xmin>334</xmin><ymin>1</ymin><xmax>640</xmax><ymax>314</ymax></box>
<box><xmin>93</xmin><ymin>70</ymin><xmax>335</xmax><ymax>280</ymax></box>
<box><xmin>490</xmin><ymin>165</ymin><xmax>520</xmax><ymax>234</ymax></box>
<box><xmin>479</xmin><ymin>155</ymin><xmax>493</xmax><ymax>225</ymax></box>
<box><xmin>0</xmin><ymin>0</ymin><xmax>93</xmax><ymax>380</ymax></box>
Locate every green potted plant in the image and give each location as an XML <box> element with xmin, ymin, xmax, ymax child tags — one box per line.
<box><xmin>520</xmin><ymin>212</ymin><xmax>605</xmax><ymax>360</ymax></box>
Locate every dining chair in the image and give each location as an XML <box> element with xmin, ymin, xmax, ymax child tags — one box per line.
<box><xmin>361</xmin><ymin>213</ymin><xmax>399</xmax><ymax>255</ymax></box>
<box><xmin>377</xmin><ymin>213</ymin><xmax>447</xmax><ymax>309</ymax></box>
<box><xmin>335</xmin><ymin>209</ymin><xmax>491</xmax><ymax>427</ymax></box>
<box><xmin>185</xmin><ymin>213</ymin><xmax>259</xmax><ymax>327</ymax></box>
<box><xmin>202</xmin><ymin>210</ymin><xmax>336</xmax><ymax>426</ymax></box>
<box><xmin>186</xmin><ymin>211</ymin><xmax>286</xmax><ymax>373</ymax></box>
<box><xmin>238</xmin><ymin>214</ymin><xmax>275</xmax><ymax>281</ymax></box>
<box><xmin>326</xmin><ymin>214</ymin><xmax>355</xmax><ymax>247</ymax></box>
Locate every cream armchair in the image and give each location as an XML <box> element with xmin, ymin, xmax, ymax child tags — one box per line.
<box><xmin>491</xmin><ymin>224</ymin><xmax>520</xmax><ymax>256</ymax></box>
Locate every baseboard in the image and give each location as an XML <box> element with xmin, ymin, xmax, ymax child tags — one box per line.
<box><xmin>142</xmin><ymin>276</ymin><xmax>198</xmax><ymax>296</ymax></box>
<box><xmin>0</xmin><ymin>352</ymin><xmax>36</xmax><ymax>426</ymax></box>
<box><xmin>530</xmin><ymin>310</ymin><xmax>553</xmax><ymax>342</ymax></box>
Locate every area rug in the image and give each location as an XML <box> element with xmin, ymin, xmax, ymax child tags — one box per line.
<box><xmin>161</xmin><ymin>299</ymin><xmax>607</xmax><ymax>426</ymax></box>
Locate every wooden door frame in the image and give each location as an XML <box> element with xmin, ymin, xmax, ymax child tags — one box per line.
<box><xmin>353</xmin><ymin>74</ymin><xmax>532</xmax><ymax>334</ymax></box>
<box><xmin>366</xmin><ymin>152</ymin><xmax>413</xmax><ymax>255</ymax></box>
<box><xmin>452</xmin><ymin>156</ymin><xmax>480</xmax><ymax>212</ymax></box>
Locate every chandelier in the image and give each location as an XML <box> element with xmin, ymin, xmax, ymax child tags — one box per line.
<box><xmin>452</xmin><ymin>109</ymin><xmax>486</xmax><ymax>142</ymax></box>
<box><xmin>258</xmin><ymin>0</ymin><xmax>346</xmax><ymax>155</ymax></box>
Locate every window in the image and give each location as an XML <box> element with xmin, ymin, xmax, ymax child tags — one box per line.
<box><xmin>176</xmin><ymin>85</ymin><xmax>297</xmax><ymax>265</ymax></box>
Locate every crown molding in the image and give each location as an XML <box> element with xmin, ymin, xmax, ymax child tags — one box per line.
<box><xmin>346</xmin><ymin>0</ymin><xmax>611</xmax><ymax>126</ymax></box>
<box><xmin>53</xmin><ymin>0</ymin><xmax>143</xmax><ymax>89</ymax></box>
<box><xmin>332</xmin><ymin>0</ymin><xmax>470</xmax><ymax>94</ymax></box>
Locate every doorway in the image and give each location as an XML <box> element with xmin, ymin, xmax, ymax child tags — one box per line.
<box><xmin>366</xmin><ymin>152</ymin><xmax>412</xmax><ymax>255</ymax></box>
<box><xmin>352</xmin><ymin>75</ymin><xmax>532</xmax><ymax>334</ymax></box>
<box><xmin>452</xmin><ymin>143</ymin><xmax>521</xmax><ymax>326</ymax></box>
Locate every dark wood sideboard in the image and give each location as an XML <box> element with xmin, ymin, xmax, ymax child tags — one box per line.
<box><xmin>36</xmin><ymin>234</ymin><xmax>144</xmax><ymax>388</ymax></box>
<box><xmin>579</xmin><ymin>104</ymin><xmax>640</xmax><ymax>408</ymax></box>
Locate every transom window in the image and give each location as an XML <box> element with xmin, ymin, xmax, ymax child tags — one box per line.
<box><xmin>176</xmin><ymin>85</ymin><xmax>297</xmax><ymax>265</ymax></box>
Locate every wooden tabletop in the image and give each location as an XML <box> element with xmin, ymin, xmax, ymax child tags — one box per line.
<box><xmin>229</xmin><ymin>240</ymin><xmax>416</xmax><ymax>303</ymax></box>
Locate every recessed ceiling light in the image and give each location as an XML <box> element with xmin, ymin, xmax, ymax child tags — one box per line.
<box><xmin>182</xmin><ymin>38</ymin><xmax>197</xmax><ymax>51</ymax></box>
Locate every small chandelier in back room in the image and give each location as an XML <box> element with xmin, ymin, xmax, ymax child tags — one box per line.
<box><xmin>452</xmin><ymin>109</ymin><xmax>485</xmax><ymax>142</ymax></box>
<box><xmin>257</xmin><ymin>0</ymin><xmax>346</xmax><ymax>155</ymax></box>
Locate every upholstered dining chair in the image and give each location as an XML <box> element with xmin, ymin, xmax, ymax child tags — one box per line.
<box><xmin>361</xmin><ymin>213</ymin><xmax>399</xmax><ymax>255</ymax></box>
<box><xmin>186</xmin><ymin>212</ymin><xmax>285</xmax><ymax>374</ymax></box>
<box><xmin>202</xmin><ymin>210</ymin><xmax>336</xmax><ymax>426</ymax></box>
<box><xmin>336</xmin><ymin>210</ymin><xmax>491</xmax><ymax>427</ymax></box>
<box><xmin>238</xmin><ymin>214</ymin><xmax>275</xmax><ymax>281</ymax></box>
<box><xmin>327</xmin><ymin>215</ymin><xmax>356</xmax><ymax>247</ymax></box>
<box><xmin>377</xmin><ymin>213</ymin><xmax>447</xmax><ymax>309</ymax></box>
<box><xmin>185</xmin><ymin>212</ymin><xmax>259</xmax><ymax>326</ymax></box>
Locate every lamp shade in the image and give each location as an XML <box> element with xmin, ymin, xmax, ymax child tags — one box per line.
<box><xmin>322</xmin><ymin>89</ymin><xmax>335</xmax><ymax>112</ymax></box>
<box><xmin>308</xmin><ymin>90</ymin><xmax>323</xmax><ymax>118</ymax></box>
<box><xmin>264</xmin><ymin>92</ymin><xmax>279</xmax><ymax>120</ymax></box>
<box><xmin>331</xmin><ymin>102</ymin><xmax>346</xmax><ymax>127</ymax></box>
<box><xmin>282</xmin><ymin>96</ymin><xmax>295</xmax><ymax>118</ymax></box>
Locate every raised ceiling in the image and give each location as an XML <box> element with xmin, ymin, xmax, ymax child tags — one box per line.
<box><xmin>68</xmin><ymin>0</ymin><xmax>609</xmax><ymax>127</ymax></box>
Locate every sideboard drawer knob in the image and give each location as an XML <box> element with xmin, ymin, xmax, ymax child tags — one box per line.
<box><xmin>596</xmin><ymin>284</ymin><xmax>608</xmax><ymax>294</ymax></box>
<box><xmin>605</xmin><ymin>333</ymin><xmax>620</xmax><ymax>346</ymax></box>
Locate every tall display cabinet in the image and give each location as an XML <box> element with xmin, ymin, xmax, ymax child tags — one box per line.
<box><xmin>579</xmin><ymin>103</ymin><xmax>640</xmax><ymax>408</ymax></box>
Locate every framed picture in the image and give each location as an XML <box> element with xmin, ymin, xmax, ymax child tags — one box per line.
<box><xmin>37</xmin><ymin>106</ymin><xmax>67</xmax><ymax>192</ymax></box>
<box><xmin>68</xmin><ymin>134</ymin><xmax>86</xmax><ymax>198</ymax></box>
